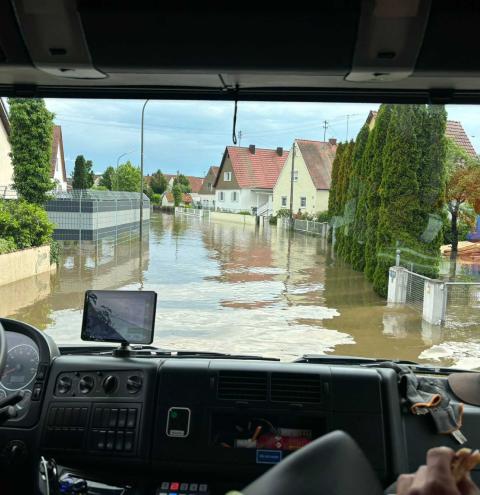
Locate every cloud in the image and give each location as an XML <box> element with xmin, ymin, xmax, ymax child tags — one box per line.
<box><xmin>44</xmin><ymin>99</ymin><xmax>478</xmax><ymax>177</ymax></box>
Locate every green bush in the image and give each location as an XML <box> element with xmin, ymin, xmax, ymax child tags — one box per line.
<box><xmin>239</xmin><ymin>210</ymin><xmax>251</xmax><ymax>215</ymax></box>
<box><xmin>0</xmin><ymin>238</ymin><xmax>16</xmax><ymax>255</ymax></box>
<box><xmin>269</xmin><ymin>216</ymin><xmax>277</xmax><ymax>225</ymax></box>
<box><xmin>50</xmin><ymin>240</ymin><xmax>61</xmax><ymax>264</ymax></box>
<box><xmin>277</xmin><ymin>208</ymin><xmax>291</xmax><ymax>218</ymax></box>
<box><xmin>316</xmin><ymin>211</ymin><xmax>330</xmax><ymax>222</ymax></box>
<box><xmin>0</xmin><ymin>200</ymin><xmax>54</xmax><ymax>250</ymax></box>
<box><xmin>150</xmin><ymin>193</ymin><xmax>161</xmax><ymax>205</ymax></box>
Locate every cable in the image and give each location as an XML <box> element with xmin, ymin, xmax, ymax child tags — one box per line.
<box><xmin>232</xmin><ymin>87</ymin><xmax>239</xmax><ymax>145</ymax></box>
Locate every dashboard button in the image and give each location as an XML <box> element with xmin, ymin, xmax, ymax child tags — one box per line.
<box><xmin>118</xmin><ymin>408</ymin><xmax>127</xmax><ymax>428</ymax></box>
<box><xmin>72</xmin><ymin>408</ymin><xmax>80</xmax><ymax>426</ymax></box>
<box><xmin>115</xmin><ymin>430</ymin><xmax>124</xmax><ymax>451</ymax></box>
<box><xmin>124</xmin><ymin>431</ymin><xmax>134</xmax><ymax>452</ymax></box>
<box><xmin>106</xmin><ymin>431</ymin><xmax>115</xmax><ymax>450</ymax></box>
<box><xmin>160</xmin><ymin>482</ymin><xmax>170</xmax><ymax>490</ymax></box>
<box><xmin>180</xmin><ymin>484</ymin><xmax>188</xmax><ymax>491</ymax></box>
<box><xmin>32</xmin><ymin>382</ymin><xmax>43</xmax><ymax>401</ymax></box>
<box><xmin>97</xmin><ymin>430</ymin><xmax>106</xmax><ymax>450</ymax></box>
<box><xmin>126</xmin><ymin>409</ymin><xmax>137</xmax><ymax>428</ymax></box>
<box><xmin>108</xmin><ymin>409</ymin><xmax>118</xmax><ymax>428</ymax></box>
<box><xmin>56</xmin><ymin>408</ymin><xmax>64</xmax><ymax>426</ymax></box>
<box><xmin>48</xmin><ymin>408</ymin><xmax>57</xmax><ymax>426</ymax></box>
<box><xmin>64</xmin><ymin>408</ymin><xmax>72</xmax><ymax>425</ymax></box>
<box><xmin>101</xmin><ymin>408</ymin><xmax>110</xmax><ymax>428</ymax></box>
<box><xmin>199</xmin><ymin>484</ymin><xmax>208</xmax><ymax>492</ymax></box>
<box><xmin>170</xmin><ymin>483</ymin><xmax>180</xmax><ymax>491</ymax></box>
<box><xmin>188</xmin><ymin>484</ymin><xmax>198</xmax><ymax>491</ymax></box>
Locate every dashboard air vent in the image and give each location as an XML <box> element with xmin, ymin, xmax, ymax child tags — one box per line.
<box><xmin>271</xmin><ymin>373</ymin><xmax>322</xmax><ymax>404</ymax></box>
<box><xmin>217</xmin><ymin>371</ymin><xmax>268</xmax><ymax>401</ymax></box>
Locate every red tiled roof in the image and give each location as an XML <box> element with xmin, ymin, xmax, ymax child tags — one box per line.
<box><xmin>51</xmin><ymin>125</ymin><xmax>67</xmax><ymax>182</ymax></box>
<box><xmin>186</xmin><ymin>176</ymin><xmax>204</xmax><ymax>193</ymax></box>
<box><xmin>369</xmin><ymin>110</ymin><xmax>476</xmax><ymax>157</ymax></box>
<box><xmin>220</xmin><ymin>146</ymin><xmax>289</xmax><ymax>189</ymax></box>
<box><xmin>446</xmin><ymin>120</ymin><xmax>476</xmax><ymax>157</ymax></box>
<box><xmin>296</xmin><ymin>139</ymin><xmax>337</xmax><ymax>190</ymax></box>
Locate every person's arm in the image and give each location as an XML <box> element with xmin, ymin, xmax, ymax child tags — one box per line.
<box><xmin>397</xmin><ymin>447</ymin><xmax>480</xmax><ymax>495</ymax></box>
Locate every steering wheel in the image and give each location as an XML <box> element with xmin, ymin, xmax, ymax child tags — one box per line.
<box><xmin>0</xmin><ymin>322</ymin><xmax>6</xmax><ymax>379</ymax></box>
<box><xmin>242</xmin><ymin>431</ymin><xmax>383</xmax><ymax>495</ymax></box>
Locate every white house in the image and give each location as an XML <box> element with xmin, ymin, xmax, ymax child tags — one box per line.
<box><xmin>198</xmin><ymin>166</ymin><xmax>219</xmax><ymax>207</ymax></box>
<box><xmin>0</xmin><ymin>99</ymin><xmax>15</xmax><ymax>199</ymax></box>
<box><xmin>213</xmin><ymin>145</ymin><xmax>289</xmax><ymax>216</ymax></box>
<box><xmin>51</xmin><ymin>125</ymin><xmax>68</xmax><ymax>192</ymax></box>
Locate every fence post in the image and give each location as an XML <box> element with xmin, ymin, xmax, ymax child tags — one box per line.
<box><xmin>387</xmin><ymin>266</ymin><xmax>409</xmax><ymax>304</ymax></box>
<box><xmin>422</xmin><ymin>279</ymin><xmax>446</xmax><ymax>326</ymax></box>
<box><xmin>396</xmin><ymin>249</ymin><xmax>401</xmax><ymax>267</ymax></box>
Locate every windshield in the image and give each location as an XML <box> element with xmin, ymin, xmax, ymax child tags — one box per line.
<box><xmin>1</xmin><ymin>98</ymin><xmax>479</xmax><ymax>368</ymax></box>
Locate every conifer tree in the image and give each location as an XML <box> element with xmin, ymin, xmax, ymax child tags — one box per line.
<box><xmin>364</xmin><ymin>105</ymin><xmax>394</xmax><ymax>281</ymax></box>
<box><xmin>346</xmin><ymin>123</ymin><xmax>370</xmax><ymax>268</ymax></box>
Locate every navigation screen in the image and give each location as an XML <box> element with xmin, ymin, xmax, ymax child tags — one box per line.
<box><xmin>81</xmin><ymin>290</ymin><xmax>157</xmax><ymax>344</ymax></box>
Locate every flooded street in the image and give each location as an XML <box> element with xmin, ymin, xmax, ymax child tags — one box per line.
<box><xmin>2</xmin><ymin>212</ymin><xmax>480</xmax><ymax>368</ymax></box>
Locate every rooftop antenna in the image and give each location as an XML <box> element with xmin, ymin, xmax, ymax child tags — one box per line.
<box><xmin>323</xmin><ymin>120</ymin><xmax>328</xmax><ymax>141</ymax></box>
<box><xmin>238</xmin><ymin>130</ymin><xmax>243</xmax><ymax>147</ymax></box>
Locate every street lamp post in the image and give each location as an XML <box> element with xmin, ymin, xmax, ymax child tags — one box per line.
<box><xmin>140</xmin><ymin>99</ymin><xmax>150</xmax><ymax>240</ymax></box>
<box><xmin>289</xmin><ymin>142</ymin><xmax>296</xmax><ymax>224</ymax></box>
<box><xmin>115</xmin><ymin>151</ymin><xmax>131</xmax><ymax>191</ymax></box>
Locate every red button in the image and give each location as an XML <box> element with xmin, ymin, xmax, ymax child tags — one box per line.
<box><xmin>170</xmin><ymin>482</ymin><xmax>180</xmax><ymax>491</ymax></box>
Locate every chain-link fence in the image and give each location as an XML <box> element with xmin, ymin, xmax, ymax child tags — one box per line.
<box><xmin>279</xmin><ymin>217</ymin><xmax>329</xmax><ymax>238</ymax></box>
<box><xmin>404</xmin><ymin>270</ymin><xmax>428</xmax><ymax>313</ymax></box>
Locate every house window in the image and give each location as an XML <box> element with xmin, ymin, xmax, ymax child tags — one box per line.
<box><xmin>219</xmin><ymin>191</ymin><xmax>225</xmax><ymax>201</ymax></box>
<box><xmin>293</xmin><ymin>170</ymin><xmax>298</xmax><ymax>182</ymax></box>
<box><xmin>231</xmin><ymin>191</ymin><xmax>238</xmax><ymax>202</ymax></box>
<box><xmin>281</xmin><ymin>196</ymin><xmax>287</xmax><ymax>207</ymax></box>
<box><xmin>224</xmin><ymin>171</ymin><xmax>232</xmax><ymax>181</ymax></box>
<box><xmin>300</xmin><ymin>196</ymin><xmax>307</xmax><ymax>207</ymax></box>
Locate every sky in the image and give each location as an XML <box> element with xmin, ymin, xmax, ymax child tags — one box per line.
<box><xmin>41</xmin><ymin>99</ymin><xmax>480</xmax><ymax>178</ymax></box>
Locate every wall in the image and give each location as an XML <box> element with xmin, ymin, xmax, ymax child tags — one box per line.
<box><xmin>272</xmin><ymin>147</ymin><xmax>327</xmax><ymax>215</ymax></box>
<box><xmin>0</xmin><ymin>117</ymin><xmax>13</xmax><ymax>187</ymax></box>
<box><xmin>210</xmin><ymin>211</ymin><xmax>257</xmax><ymax>226</ymax></box>
<box><xmin>0</xmin><ymin>245</ymin><xmax>54</xmax><ymax>287</ymax></box>
<box><xmin>53</xmin><ymin>146</ymin><xmax>67</xmax><ymax>191</ymax></box>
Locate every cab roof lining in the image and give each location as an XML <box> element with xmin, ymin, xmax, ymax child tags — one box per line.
<box><xmin>1</xmin><ymin>0</ymin><xmax>480</xmax><ymax>103</ymax></box>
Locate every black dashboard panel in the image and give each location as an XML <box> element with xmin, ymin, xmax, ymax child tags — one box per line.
<box><xmin>2</xmin><ymin>318</ymin><xmax>479</xmax><ymax>494</ymax></box>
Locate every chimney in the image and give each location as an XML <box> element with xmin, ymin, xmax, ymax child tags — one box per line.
<box><xmin>249</xmin><ymin>144</ymin><xmax>256</xmax><ymax>154</ymax></box>
<box><xmin>328</xmin><ymin>138</ymin><xmax>337</xmax><ymax>146</ymax></box>
<box><xmin>276</xmin><ymin>146</ymin><xmax>283</xmax><ymax>156</ymax></box>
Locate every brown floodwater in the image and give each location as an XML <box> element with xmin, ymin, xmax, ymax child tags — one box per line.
<box><xmin>2</xmin><ymin>212</ymin><xmax>480</xmax><ymax>368</ymax></box>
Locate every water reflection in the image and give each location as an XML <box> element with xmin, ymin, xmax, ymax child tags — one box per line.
<box><xmin>2</xmin><ymin>212</ymin><xmax>480</xmax><ymax>368</ymax></box>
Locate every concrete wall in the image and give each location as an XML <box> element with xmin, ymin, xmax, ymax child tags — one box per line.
<box><xmin>210</xmin><ymin>211</ymin><xmax>257</xmax><ymax>226</ymax></box>
<box><xmin>272</xmin><ymin>147</ymin><xmax>329</xmax><ymax>215</ymax></box>
<box><xmin>0</xmin><ymin>245</ymin><xmax>54</xmax><ymax>287</ymax></box>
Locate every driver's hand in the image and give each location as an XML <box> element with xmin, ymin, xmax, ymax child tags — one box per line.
<box><xmin>397</xmin><ymin>447</ymin><xmax>480</xmax><ymax>495</ymax></box>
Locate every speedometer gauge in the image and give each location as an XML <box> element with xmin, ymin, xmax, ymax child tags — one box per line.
<box><xmin>0</xmin><ymin>344</ymin><xmax>39</xmax><ymax>391</ymax></box>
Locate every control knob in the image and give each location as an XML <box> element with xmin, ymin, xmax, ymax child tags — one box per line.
<box><xmin>57</xmin><ymin>376</ymin><xmax>72</xmax><ymax>395</ymax></box>
<box><xmin>102</xmin><ymin>375</ymin><xmax>118</xmax><ymax>395</ymax></box>
<box><xmin>126</xmin><ymin>375</ymin><xmax>143</xmax><ymax>394</ymax></box>
<box><xmin>79</xmin><ymin>375</ymin><xmax>95</xmax><ymax>394</ymax></box>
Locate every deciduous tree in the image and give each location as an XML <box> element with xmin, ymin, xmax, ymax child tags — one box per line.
<box><xmin>444</xmin><ymin>139</ymin><xmax>480</xmax><ymax>255</ymax></box>
<box><xmin>99</xmin><ymin>166</ymin><xmax>116</xmax><ymax>190</ymax></box>
<box><xmin>116</xmin><ymin>161</ymin><xmax>141</xmax><ymax>192</ymax></box>
<box><xmin>173</xmin><ymin>174</ymin><xmax>191</xmax><ymax>193</ymax></box>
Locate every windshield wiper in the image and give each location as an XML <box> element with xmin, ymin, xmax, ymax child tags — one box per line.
<box><xmin>295</xmin><ymin>354</ymin><xmax>475</xmax><ymax>374</ymax></box>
